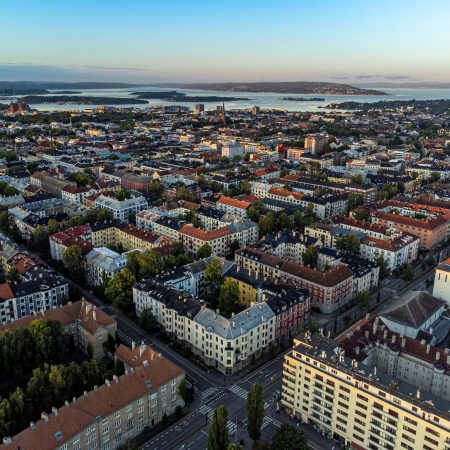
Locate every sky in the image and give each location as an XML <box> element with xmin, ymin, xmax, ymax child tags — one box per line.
<box><xmin>1</xmin><ymin>0</ymin><xmax>450</xmax><ymax>84</ymax></box>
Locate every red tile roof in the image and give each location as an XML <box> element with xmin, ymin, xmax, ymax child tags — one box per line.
<box><xmin>180</xmin><ymin>224</ymin><xmax>230</xmax><ymax>241</ymax></box>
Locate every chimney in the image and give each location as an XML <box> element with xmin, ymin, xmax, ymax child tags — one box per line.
<box><xmin>391</xmin><ymin>335</ymin><xmax>396</xmax><ymax>344</ymax></box>
<box><xmin>41</xmin><ymin>412</ymin><xmax>49</xmax><ymax>422</ymax></box>
<box><xmin>64</xmin><ymin>401</ymin><xmax>69</xmax><ymax>406</ymax></box>
<box><xmin>444</xmin><ymin>348</ymin><xmax>450</xmax><ymax>355</ymax></box>
<box><xmin>83</xmin><ymin>391</ymin><xmax>88</xmax><ymax>396</ymax></box>
<box><xmin>383</xmin><ymin>329</ymin><xmax>387</xmax><ymax>340</ymax></box>
<box><xmin>447</xmin><ymin>355</ymin><xmax>450</xmax><ymax>365</ymax></box>
<box><xmin>372</xmin><ymin>318</ymin><xmax>378</xmax><ymax>335</ymax></box>
<box><xmin>143</xmin><ymin>359</ymin><xmax>149</xmax><ymax>367</ymax></box>
<box><xmin>140</xmin><ymin>342</ymin><xmax>146</xmax><ymax>357</ymax></box>
<box><xmin>72</xmin><ymin>397</ymin><xmax>77</xmax><ymax>403</ymax></box>
<box><xmin>113</xmin><ymin>375</ymin><xmax>119</xmax><ymax>383</ymax></box>
<box><xmin>52</xmin><ymin>407</ymin><xmax>58</xmax><ymax>416</ymax></box>
<box><xmin>105</xmin><ymin>379</ymin><xmax>111</xmax><ymax>387</ymax></box>
<box><xmin>426</xmin><ymin>344</ymin><xmax>431</xmax><ymax>354</ymax></box>
<box><xmin>435</xmin><ymin>352</ymin><xmax>440</xmax><ymax>361</ymax></box>
<box><xmin>364</xmin><ymin>330</ymin><xmax>369</xmax><ymax>339</ymax></box>
<box><xmin>401</xmin><ymin>338</ymin><xmax>406</xmax><ymax>348</ymax></box>
<box><xmin>2</xmin><ymin>437</ymin><xmax>12</xmax><ymax>445</ymax></box>
<box><xmin>30</xmin><ymin>422</ymin><xmax>35</xmax><ymax>429</ymax></box>
<box><xmin>93</xmin><ymin>310</ymin><xmax>96</xmax><ymax>321</ymax></box>
<box><xmin>132</xmin><ymin>341</ymin><xmax>136</xmax><ymax>350</ymax></box>
<box><xmin>94</xmin><ymin>385</ymin><xmax>98</xmax><ymax>391</ymax></box>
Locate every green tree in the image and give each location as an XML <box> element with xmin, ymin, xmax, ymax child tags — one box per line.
<box><xmin>402</xmin><ymin>265</ymin><xmax>414</xmax><ymax>282</ymax></box>
<box><xmin>97</xmin><ymin>208</ymin><xmax>114</xmax><ymax>222</ymax></box>
<box><xmin>6</xmin><ymin>266</ymin><xmax>21</xmax><ymax>283</ymax></box>
<box><xmin>247</xmin><ymin>383</ymin><xmax>264</xmax><ymax>444</ymax></box>
<box><xmin>115</xmin><ymin>358</ymin><xmax>125</xmax><ymax>376</ymax></box>
<box><xmin>277</xmin><ymin>213</ymin><xmax>292</xmax><ymax>231</ymax></box>
<box><xmin>177</xmin><ymin>379</ymin><xmax>194</xmax><ymax>404</ymax></box>
<box><xmin>377</xmin><ymin>255</ymin><xmax>390</xmax><ymax>279</ymax></box>
<box><xmin>336</xmin><ymin>235</ymin><xmax>360</xmax><ymax>255</ymax></box>
<box><xmin>115</xmin><ymin>188</ymin><xmax>132</xmax><ymax>201</ymax></box>
<box><xmin>105</xmin><ymin>268</ymin><xmax>136</xmax><ymax>313</ymax></box>
<box><xmin>139</xmin><ymin>308</ymin><xmax>157</xmax><ymax>332</ymax></box>
<box><xmin>137</xmin><ymin>250</ymin><xmax>164</xmax><ymax>278</ymax></box>
<box><xmin>69</xmin><ymin>214</ymin><xmax>85</xmax><ymax>227</ymax></box>
<box><xmin>351</xmin><ymin>174</ymin><xmax>364</xmax><ymax>184</ymax></box>
<box><xmin>33</xmin><ymin>224</ymin><xmax>49</xmax><ymax>251</ymax></box>
<box><xmin>63</xmin><ymin>245</ymin><xmax>85</xmax><ymax>281</ymax></box>
<box><xmin>47</xmin><ymin>219</ymin><xmax>60</xmax><ymax>235</ymax></box>
<box><xmin>258</xmin><ymin>214</ymin><xmax>274</xmax><ymax>238</ymax></box>
<box><xmin>230</xmin><ymin>240</ymin><xmax>241</xmax><ymax>252</ymax></box>
<box><xmin>354</xmin><ymin>290</ymin><xmax>371</xmax><ymax>311</ymax></box>
<box><xmin>271</xmin><ymin>424</ymin><xmax>308</xmax><ymax>450</ymax></box>
<box><xmin>208</xmin><ymin>405</ymin><xmax>230</xmax><ymax>450</ymax></box>
<box><xmin>204</xmin><ymin>259</ymin><xmax>224</xmax><ymax>303</ymax></box>
<box><xmin>429</xmin><ymin>171</ymin><xmax>441</xmax><ymax>183</ymax></box>
<box><xmin>240</xmin><ymin>179</ymin><xmax>251</xmax><ymax>194</ymax></box>
<box><xmin>197</xmin><ymin>243</ymin><xmax>213</xmax><ymax>259</ymax></box>
<box><xmin>302</xmin><ymin>245</ymin><xmax>318</xmax><ymax>269</ymax></box>
<box><xmin>0</xmin><ymin>210</ymin><xmax>10</xmax><ymax>232</ymax></box>
<box><xmin>247</xmin><ymin>206</ymin><xmax>261</xmax><ymax>223</ymax></box>
<box><xmin>347</xmin><ymin>193</ymin><xmax>364</xmax><ymax>211</ymax></box>
<box><xmin>354</xmin><ymin>208</ymin><xmax>369</xmax><ymax>221</ymax></box>
<box><xmin>218</xmin><ymin>279</ymin><xmax>240</xmax><ymax>318</ymax></box>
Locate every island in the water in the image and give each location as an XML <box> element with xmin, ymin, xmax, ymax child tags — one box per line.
<box><xmin>282</xmin><ymin>97</ymin><xmax>325</xmax><ymax>101</ymax></box>
<box><xmin>327</xmin><ymin>99</ymin><xmax>450</xmax><ymax>114</ymax></box>
<box><xmin>148</xmin><ymin>81</ymin><xmax>387</xmax><ymax>96</ymax></box>
<box><xmin>51</xmin><ymin>91</ymin><xmax>82</xmax><ymax>94</ymax></box>
<box><xmin>18</xmin><ymin>95</ymin><xmax>148</xmax><ymax>105</ymax></box>
<box><xmin>131</xmin><ymin>91</ymin><xmax>249</xmax><ymax>102</ymax></box>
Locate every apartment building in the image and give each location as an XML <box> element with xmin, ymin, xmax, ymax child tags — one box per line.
<box><xmin>1</xmin><ymin>355</ymin><xmax>184</xmax><ymax>450</ymax></box>
<box><xmin>282</xmin><ymin>332</ymin><xmax>450</xmax><ymax>450</ymax></box>
<box><xmin>216</xmin><ymin>196</ymin><xmax>251</xmax><ymax>217</ymax></box>
<box><xmin>0</xmin><ymin>267</ymin><xmax>69</xmax><ymax>324</ymax></box>
<box><xmin>304</xmin><ymin>133</ymin><xmax>328</xmax><ymax>155</ymax></box>
<box><xmin>50</xmin><ymin>225</ymin><xmax>93</xmax><ymax>261</ymax></box>
<box><xmin>221</xmin><ymin>140</ymin><xmax>243</xmax><ymax>159</ymax></box>
<box><xmin>235</xmin><ymin>247</ymin><xmax>353</xmax><ymax>313</ymax></box>
<box><xmin>95</xmin><ymin>195</ymin><xmax>148</xmax><ymax>221</ymax></box>
<box><xmin>85</xmin><ymin>247</ymin><xmax>128</xmax><ymax>286</ymax></box>
<box><xmin>133</xmin><ymin>280</ymin><xmax>277</xmax><ymax>374</ymax></box>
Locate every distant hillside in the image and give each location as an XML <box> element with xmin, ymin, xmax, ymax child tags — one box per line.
<box><xmin>149</xmin><ymin>81</ymin><xmax>387</xmax><ymax>95</ymax></box>
<box><xmin>357</xmin><ymin>82</ymin><xmax>450</xmax><ymax>89</ymax></box>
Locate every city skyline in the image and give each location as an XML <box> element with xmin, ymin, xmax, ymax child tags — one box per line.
<box><xmin>1</xmin><ymin>0</ymin><xmax>450</xmax><ymax>83</ymax></box>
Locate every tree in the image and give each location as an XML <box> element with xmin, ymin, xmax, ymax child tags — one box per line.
<box><xmin>197</xmin><ymin>243</ymin><xmax>213</xmax><ymax>259</ymax></box>
<box><xmin>351</xmin><ymin>174</ymin><xmax>364</xmax><ymax>185</ymax></box>
<box><xmin>230</xmin><ymin>240</ymin><xmax>241</xmax><ymax>252</ymax></box>
<box><xmin>208</xmin><ymin>405</ymin><xmax>230</xmax><ymax>450</ymax></box>
<box><xmin>63</xmin><ymin>245</ymin><xmax>85</xmax><ymax>281</ymax></box>
<box><xmin>177</xmin><ymin>379</ymin><xmax>194</xmax><ymax>404</ymax></box>
<box><xmin>336</xmin><ymin>235</ymin><xmax>360</xmax><ymax>255</ymax></box>
<box><xmin>97</xmin><ymin>208</ymin><xmax>114</xmax><ymax>222</ymax></box>
<box><xmin>354</xmin><ymin>290</ymin><xmax>371</xmax><ymax>311</ymax></box>
<box><xmin>429</xmin><ymin>171</ymin><xmax>441</xmax><ymax>183</ymax></box>
<box><xmin>139</xmin><ymin>308</ymin><xmax>157</xmax><ymax>332</ymax></box>
<box><xmin>69</xmin><ymin>214</ymin><xmax>85</xmax><ymax>227</ymax></box>
<box><xmin>115</xmin><ymin>188</ymin><xmax>132</xmax><ymax>201</ymax></box>
<box><xmin>115</xmin><ymin>358</ymin><xmax>125</xmax><ymax>376</ymax></box>
<box><xmin>247</xmin><ymin>383</ymin><xmax>264</xmax><ymax>444</ymax></box>
<box><xmin>402</xmin><ymin>265</ymin><xmax>414</xmax><ymax>282</ymax></box>
<box><xmin>0</xmin><ymin>210</ymin><xmax>10</xmax><ymax>232</ymax></box>
<box><xmin>272</xmin><ymin>424</ymin><xmax>308</xmax><ymax>450</ymax></box>
<box><xmin>240</xmin><ymin>179</ymin><xmax>251</xmax><ymax>194</ymax></box>
<box><xmin>377</xmin><ymin>255</ymin><xmax>389</xmax><ymax>279</ymax></box>
<box><xmin>302</xmin><ymin>245</ymin><xmax>318</xmax><ymax>269</ymax></box>
<box><xmin>347</xmin><ymin>193</ymin><xmax>364</xmax><ymax>211</ymax></box>
<box><xmin>354</xmin><ymin>208</ymin><xmax>369</xmax><ymax>221</ymax></box>
<box><xmin>218</xmin><ymin>279</ymin><xmax>240</xmax><ymax>318</ymax></box>
<box><xmin>247</xmin><ymin>206</ymin><xmax>261</xmax><ymax>223</ymax></box>
<box><xmin>6</xmin><ymin>266</ymin><xmax>21</xmax><ymax>283</ymax></box>
<box><xmin>204</xmin><ymin>259</ymin><xmax>224</xmax><ymax>303</ymax></box>
<box><xmin>137</xmin><ymin>250</ymin><xmax>164</xmax><ymax>278</ymax></box>
<box><xmin>277</xmin><ymin>213</ymin><xmax>292</xmax><ymax>231</ymax></box>
<box><xmin>47</xmin><ymin>219</ymin><xmax>60</xmax><ymax>235</ymax></box>
<box><xmin>105</xmin><ymin>268</ymin><xmax>136</xmax><ymax>313</ymax></box>
<box><xmin>258</xmin><ymin>214</ymin><xmax>274</xmax><ymax>238</ymax></box>
<box><xmin>33</xmin><ymin>224</ymin><xmax>49</xmax><ymax>251</ymax></box>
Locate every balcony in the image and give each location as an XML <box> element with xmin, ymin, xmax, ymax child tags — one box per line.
<box><xmin>370</xmin><ymin>420</ymin><xmax>396</xmax><ymax>438</ymax></box>
<box><xmin>368</xmin><ymin>434</ymin><xmax>394</xmax><ymax>450</ymax></box>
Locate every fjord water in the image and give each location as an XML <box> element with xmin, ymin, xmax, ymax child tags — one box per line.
<box><xmin>2</xmin><ymin>87</ymin><xmax>450</xmax><ymax>112</ymax></box>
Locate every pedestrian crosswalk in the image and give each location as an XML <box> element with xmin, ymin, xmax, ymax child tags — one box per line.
<box><xmin>261</xmin><ymin>416</ymin><xmax>273</xmax><ymax>429</ymax></box>
<box><xmin>229</xmin><ymin>384</ymin><xmax>248</xmax><ymax>399</ymax></box>
<box><xmin>201</xmin><ymin>387</ymin><xmax>219</xmax><ymax>399</ymax></box>
<box><xmin>198</xmin><ymin>404</ymin><xmax>213</xmax><ymax>419</ymax></box>
<box><xmin>382</xmin><ymin>287</ymin><xmax>399</xmax><ymax>298</ymax></box>
<box><xmin>226</xmin><ymin>420</ymin><xmax>237</xmax><ymax>435</ymax></box>
<box><xmin>264</xmin><ymin>401</ymin><xmax>270</xmax><ymax>409</ymax></box>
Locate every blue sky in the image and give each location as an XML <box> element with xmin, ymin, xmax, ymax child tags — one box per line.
<box><xmin>1</xmin><ymin>0</ymin><xmax>449</xmax><ymax>83</ymax></box>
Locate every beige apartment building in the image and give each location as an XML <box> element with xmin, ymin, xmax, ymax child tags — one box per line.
<box><xmin>1</xmin><ymin>356</ymin><xmax>185</xmax><ymax>450</ymax></box>
<box><xmin>282</xmin><ymin>334</ymin><xmax>450</xmax><ymax>450</ymax></box>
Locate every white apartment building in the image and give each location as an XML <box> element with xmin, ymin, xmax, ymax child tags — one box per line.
<box><xmin>85</xmin><ymin>247</ymin><xmax>129</xmax><ymax>286</ymax></box>
<box><xmin>432</xmin><ymin>257</ymin><xmax>450</xmax><ymax>305</ymax></box>
<box><xmin>133</xmin><ymin>280</ymin><xmax>276</xmax><ymax>374</ymax></box>
<box><xmin>221</xmin><ymin>140</ymin><xmax>243</xmax><ymax>159</ymax></box>
<box><xmin>95</xmin><ymin>195</ymin><xmax>148</xmax><ymax>221</ymax></box>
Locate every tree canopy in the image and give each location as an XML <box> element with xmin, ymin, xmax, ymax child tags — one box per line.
<box><xmin>247</xmin><ymin>383</ymin><xmax>264</xmax><ymax>443</ymax></box>
<box><xmin>208</xmin><ymin>405</ymin><xmax>230</xmax><ymax>450</ymax></box>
